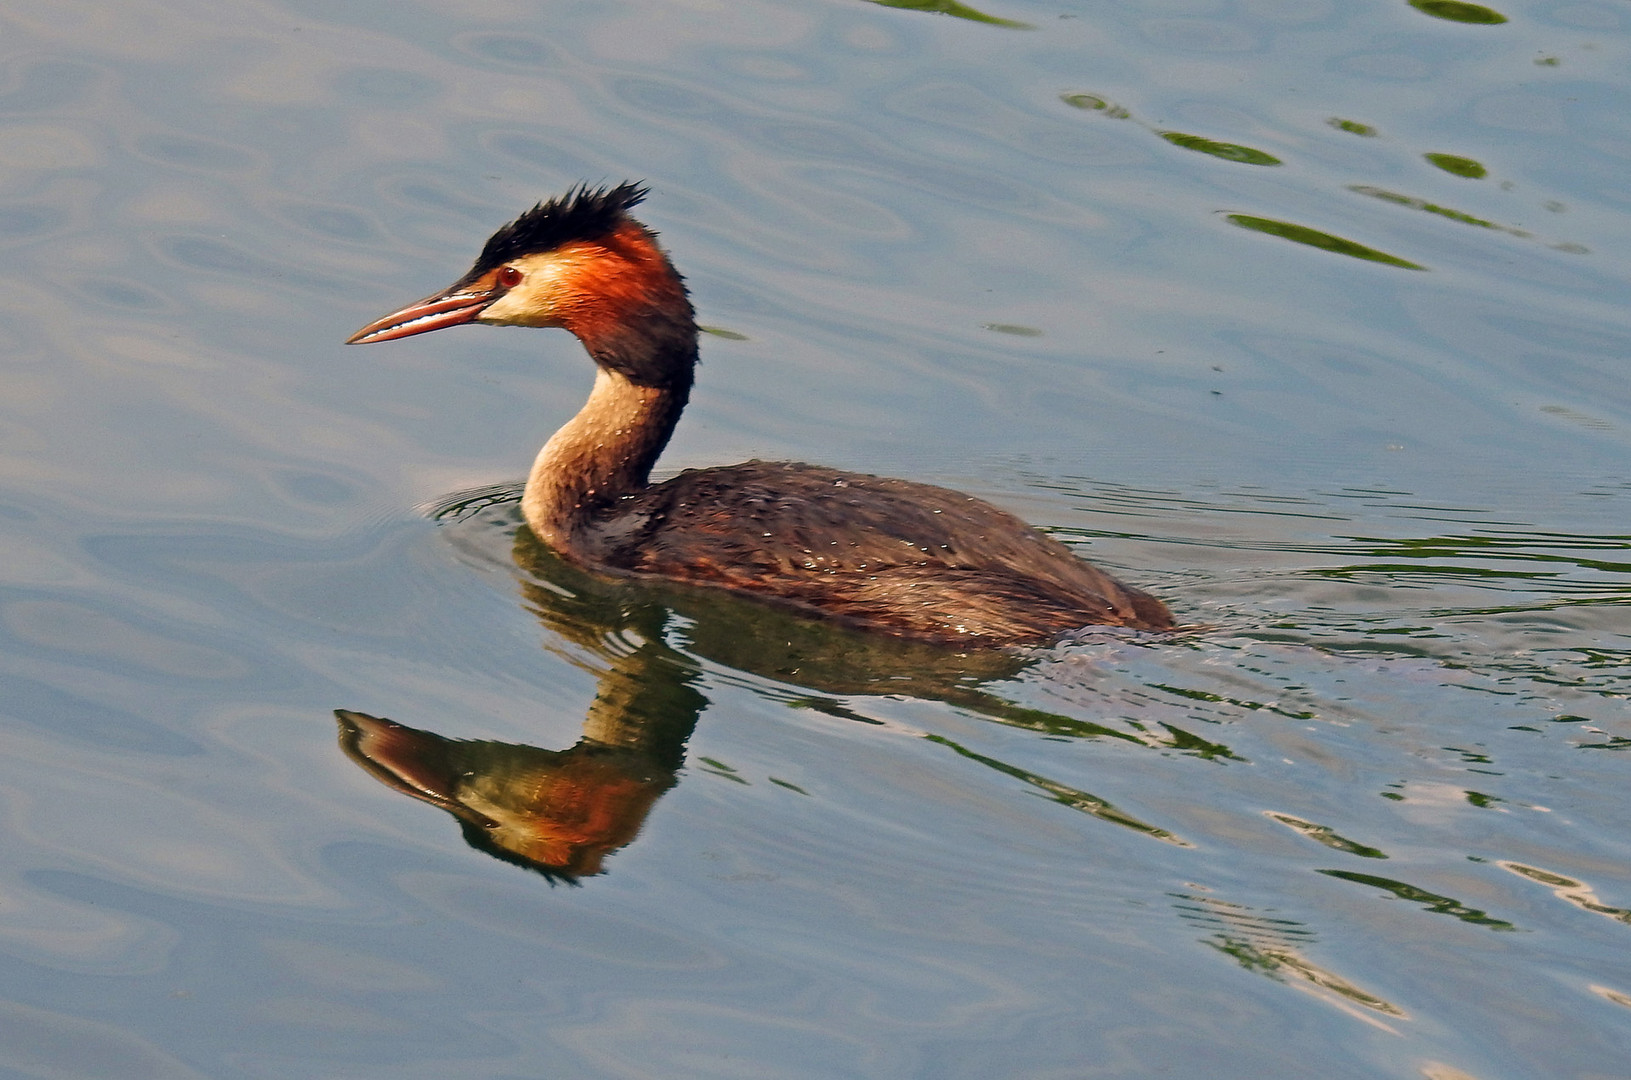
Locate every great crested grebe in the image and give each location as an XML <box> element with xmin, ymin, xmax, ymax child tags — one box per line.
<box><xmin>348</xmin><ymin>183</ymin><xmax>1173</xmax><ymax>645</ymax></box>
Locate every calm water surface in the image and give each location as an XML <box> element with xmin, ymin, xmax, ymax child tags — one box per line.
<box><xmin>1</xmin><ymin>0</ymin><xmax>1628</xmax><ymax>1076</ymax></box>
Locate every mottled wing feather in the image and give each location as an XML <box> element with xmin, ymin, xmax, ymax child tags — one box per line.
<box><xmin>589</xmin><ymin>461</ymin><xmax>1170</xmax><ymax>645</ymax></box>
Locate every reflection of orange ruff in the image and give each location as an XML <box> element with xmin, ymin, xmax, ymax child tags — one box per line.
<box><xmin>337</xmin><ymin>711</ymin><xmax>673</xmax><ymax>881</ymax></box>
<box><xmin>503</xmin><ymin>755</ymin><xmax>669</xmax><ymax>877</ymax></box>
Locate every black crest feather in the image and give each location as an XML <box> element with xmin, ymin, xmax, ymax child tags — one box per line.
<box><xmin>468</xmin><ymin>182</ymin><xmax>649</xmax><ymax>277</ymax></box>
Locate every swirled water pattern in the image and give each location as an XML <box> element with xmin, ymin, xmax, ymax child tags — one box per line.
<box><xmin>0</xmin><ymin>0</ymin><xmax>1627</xmax><ymax>1076</ymax></box>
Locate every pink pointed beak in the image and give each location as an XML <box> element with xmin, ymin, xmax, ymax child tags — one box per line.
<box><xmin>346</xmin><ymin>286</ymin><xmax>497</xmax><ymax>344</ymax></box>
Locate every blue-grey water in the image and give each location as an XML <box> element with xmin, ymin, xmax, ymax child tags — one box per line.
<box><xmin>1</xmin><ymin>0</ymin><xmax>1628</xmax><ymax>1077</ymax></box>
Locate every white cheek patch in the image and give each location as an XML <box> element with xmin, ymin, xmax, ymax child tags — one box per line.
<box><xmin>479</xmin><ymin>293</ymin><xmax>532</xmax><ymax>325</ymax></box>
<box><xmin>481</xmin><ymin>250</ymin><xmax>590</xmax><ymax>326</ymax></box>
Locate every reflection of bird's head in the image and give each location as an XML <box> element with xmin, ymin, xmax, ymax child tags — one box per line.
<box><xmin>336</xmin><ymin>709</ymin><xmax>675</xmax><ymax>884</ymax></box>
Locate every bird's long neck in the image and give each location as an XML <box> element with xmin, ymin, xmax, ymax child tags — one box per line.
<box><xmin>521</xmin><ymin>354</ymin><xmax>692</xmax><ymax>556</ymax></box>
<box><xmin>514</xmin><ymin>219</ymin><xmax>699</xmax><ymax>557</ymax></box>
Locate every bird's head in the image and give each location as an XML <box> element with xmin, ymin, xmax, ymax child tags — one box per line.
<box><xmin>347</xmin><ymin>182</ymin><xmax>687</xmax><ymax>346</ymax></box>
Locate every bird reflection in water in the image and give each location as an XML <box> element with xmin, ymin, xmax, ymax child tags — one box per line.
<box><xmin>336</xmin><ymin>711</ymin><xmax>680</xmax><ymax>882</ymax></box>
<box><xmin>335</xmin><ymin>496</ymin><xmax>1170</xmax><ymax>883</ymax></box>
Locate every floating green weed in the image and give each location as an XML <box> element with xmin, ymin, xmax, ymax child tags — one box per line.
<box><xmin>1060</xmin><ymin>92</ymin><xmax>1130</xmax><ymax>119</ymax></box>
<box><xmin>1407</xmin><ymin>0</ymin><xmax>1507</xmax><ymax>24</ymax></box>
<box><xmin>862</xmin><ymin>0</ymin><xmax>1030</xmax><ymax>28</ymax></box>
<box><xmin>1328</xmin><ymin>118</ymin><xmax>1378</xmax><ymax>137</ymax></box>
<box><xmin>1424</xmin><ymin>153</ymin><xmax>1487</xmax><ymax>178</ymax></box>
<box><xmin>1320</xmin><ymin>869</ymin><xmax>1518</xmax><ymax>929</ymax></box>
<box><xmin>1350</xmin><ymin>185</ymin><xmax>1500</xmax><ymax>230</ymax></box>
<box><xmin>1225</xmin><ymin>215</ymin><xmax>1425</xmax><ymax>269</ymax></box>
<box><xmin>1160</xmin><ymin>132</ymin><xmax>1281</xmax><ymax>166</ymax></box>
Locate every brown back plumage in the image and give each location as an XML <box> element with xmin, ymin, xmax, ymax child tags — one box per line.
<box><xmin>586</xmin><ymin>461</ymin><xmax>1172</xmax><ymax>646</ymax></box>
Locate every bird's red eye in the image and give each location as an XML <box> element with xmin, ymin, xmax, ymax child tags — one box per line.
<box><xmin>497</xmin><ymin>265</ymin><xmax>523</xmax><ymax>289</ymax></box>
